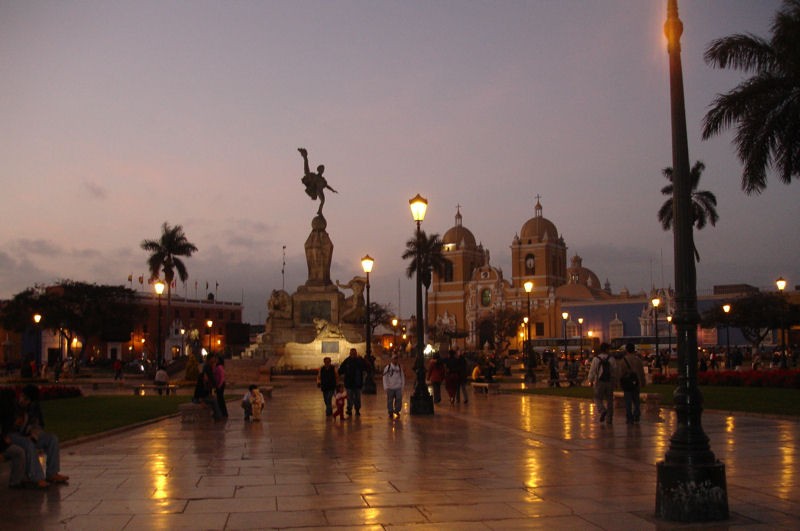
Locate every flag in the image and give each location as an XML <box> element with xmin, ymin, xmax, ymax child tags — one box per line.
<box><xmin>138</xmin><ymin>276</ymin><xmax>144</xmax><ymax>285</ymax></box>
<box><xmin>205</xmin><ymin>281</ymin><xmax>209</xmax><ymax>290</ymax></box>
<box><xmin>127</xmin><ymin>274</ymin><xmax>132</xmax><ymax>282</ymax></box>
<box><xmin>215</xmin><ymin>282</ymin><xmax>219</xmax><ymax>289</ymax></box>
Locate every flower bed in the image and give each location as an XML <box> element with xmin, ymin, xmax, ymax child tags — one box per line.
<box><xmin>1</xmin><ymin>385</ymin><xmax>83</xmax><ymax>400</ymax></box>
<box><xmin>652</xmin><ymin>369</ymin><xmax>800</xmax><ymax>389</ymax></box>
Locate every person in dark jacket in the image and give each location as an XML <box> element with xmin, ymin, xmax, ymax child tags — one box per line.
<box><xmin>317</xmin><ymin>357</ymin><xmax>338</xmax><ymax>416</ymax></box>
<box><xmin>0</xmin><ymin>388</ymin><xmax>26</xmax><ymax>489</ymax></box>
<box><xmin>338</xmin><ymin>348</ymin><xmax>366</xmax><ymax>416</ymax></box>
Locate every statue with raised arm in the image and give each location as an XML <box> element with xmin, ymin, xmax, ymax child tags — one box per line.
<box><xmin>298</xmin><ymin>148</ymin><xmax>338</xmax><ymax>216</ymax></box>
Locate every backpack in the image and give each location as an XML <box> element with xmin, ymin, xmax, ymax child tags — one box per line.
<box><xmin>620</xmin><ymin>357</ymin><xmax>639</xmax><ymax>391</ymax></box>
<box><xmin>598</xmin><ymin>356</ymin><xmax>611</xmax><ymax>382</ymax></box>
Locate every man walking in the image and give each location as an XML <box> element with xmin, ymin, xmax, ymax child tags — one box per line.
<box><xmin>620</xmin><ymin>343</ymin><xmax>646</xmax><ymax>424</ymax></box>
<box><xmin>338</xmin><ymin>348</ymin><xmax>366</xmax><ymax>417</ymax></box>
<box><xmin>588</xmin><ymin>343</ymin><xmax>616</xmax><ymax>424</ymax></box>
<box><xmin>317</xmin><ymin>357</ymin><xmax>338</xmax><ymax>416</ymax></box>
<box><xmin>382</xmin><ymin>354</ymin><xmax>405</xmax><ymax>418</ymax></box>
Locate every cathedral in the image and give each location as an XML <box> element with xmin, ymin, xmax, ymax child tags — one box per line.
<box><xmin>426</xmin><ymin>197</ymin><xmax>614</xmax><ymax>350</ymax></box>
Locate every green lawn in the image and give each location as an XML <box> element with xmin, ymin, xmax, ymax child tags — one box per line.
<box><xmin>42</xmin><ymin>395</ymin><xmax>192</xmax><ymax>442</ymax></box>
<box><xmin>511</xmin><ymin>384</ymin><xmax>800</xmax><ymax>417</ymax></box>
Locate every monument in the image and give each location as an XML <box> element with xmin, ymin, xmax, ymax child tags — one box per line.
<box><xmin>250</xmin><ymin>148</ymin><xmax>366</xmax><ymax>369</ymax></box>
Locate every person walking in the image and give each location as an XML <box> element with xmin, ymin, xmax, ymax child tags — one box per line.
<box><xmin>214</xmin><ymin>356</ymin><xmax>228</xmax><ymax>418</ymax></box>
<box><xmin>588</xmin><ymin>343</ymin><xmax>616</xmax><ymax>424</ymax></box>
<box><xmin>620</xmin><ymin>343</ymin><xmax>646</xmax><ymax>424</ymax></box>
<box><xmin>317</xmin><ymin>356</ymin><xmax>338</xmax><ymax>417</ymax></box>
<box><xmin>426</xmin><ymin>353</ymin><xmax>445</xmax><ymax>404</ymax></box>
<box><xmin>455</xmin><ymin>349</ymin><xmax>469</xmax><ymax>404</ymax></box>
<box><xmin>382</xmin><ymin>354</ymin><xmax>405</xmax><ymax>418</ymax></box>
<box><xmin>443</xmin><ymin>349</ymin><xmax>460</xmax><ymax>404</ymax></box>
<box><xmin>338</xmin><ymin>348</ymin><xmax>367</xmax><ymax>417</ymax></box>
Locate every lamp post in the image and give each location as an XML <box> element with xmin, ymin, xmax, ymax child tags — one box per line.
<box><xmin>577</xmin><ymin>317</ymin><xmax>584</xmax><ymax>359</ymax></box>
<box><xmin>776</xmin><ymin>277</ymin><xmax>787</xmax><ymax>351</ymax></box>
<box><xmin>361</xmin><ymin>254</ymin><xmax>376</xmax><ymax>394</ymax></box>
<box><xmin>206</xmin><ymin>320</ymin><xmax>213</xmax><ymax>358</ymax></box>
<box><xmin>33</xmin><ymin>313</ymin><xmax>42</xmax><ymax>372</ymax></box>
<box><xmin>722</xmin><ymin>305</ymin><xmax>731</xmax><ymax>365</ymax></box>
<box><xmin>656</xmin><ymin>0</ymin><xmax>727</xmax><ymax>521</ymax></box>
<box><xmin>524</xmin><ymin>281</ymin><xmax>533</xmax><ymax>371</ymax></box>
<box><xmin>180</xmin><ymin>328</ymin><xmax>186</xmax><ymax>357</ymax></box>
<box><xmin>561</xmin><ymin>311</ymin><xmax>568</xmax><ymax>361</ymax></box>
<box><xmin>667</xmin><ymin>315</ymin><xmax>673</xmax><ymax>359</ymax></box>
<box><xmin>652</xmin><ymin>297</ymin><xmax>661</xmax><ymax>368</ymax></box>
<box><xmin>409</xmin><ymin>193</ymin><xmax>434</xmax><ymax>415</ymax></box>
<box><xmin>391</xmin><ymin>317</ymin><xmax>398</xmax><ymax>354</ymax></box>
<box><xmin>154</xmin><ymin>280</ymin><xmax>165</xmax><ymax>368</ymax></box>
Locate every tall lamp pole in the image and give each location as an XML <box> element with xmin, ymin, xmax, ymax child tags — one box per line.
<box><xmin>154</xmin><ymin>280</ymin><xmax>165</xmax><ymax>368</ymax></box>
<box><xmin>656</xmin><ymin>0</ymin><xmax>728</xmax><ymax>521</ymax></box>
<box><xmin>391</xmin><ymin>318</ymin><xmax>398</xmax><ymax>354</ymax></box>
<box><xmin>561</xmin><ymin>312</ymin><xmax>568</xmax><ymax>362</ymax></box>
<box><xmin>33</xmin><ymin>313</ymin><xmax>42</xmax><ymax>371</ymax></box>
<box><xmin>577</xmin><ymin>317</ymin><xmax>584</xmax><ymax>359</ymax></box>
<box><xmin>524</xmin><ymin>281</ymin><xmax>533</xmax><ymax>373</ymax></box>
<box><xmin>409</xmin><ymin>193</ymin><xmax>434</xmax><ymax>415</ymax></box>
<box><xmin>776</xmin><ymin>277</ymin><xmax>787</xmax><ymax>351</ymax></box>
<box><xmin>722</xmin><ymin>305</ymin><xmax>731</xmax><ymax>363</ymax></box>
<box><xmin>652</xmin><ymin>297</ymin><xmax>661</xmax><ymax>368</ymax></box>
<box><xmin>361</xmin><ymin>254</ymin><xmax>376</xmax><ymax>395</ymax></box>
<box><xmin>667</xmin><ymin>315</ymin><xmax>673</xmax><ymax>358</ymax></box>
<box><xmin>206</xmin><ymin>320</ymin><xmax>213</xmax><ymax>358</ymax></box>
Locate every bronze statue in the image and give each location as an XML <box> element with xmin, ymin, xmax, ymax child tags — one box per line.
<box><xmin>298</xmin><ymin>148</ymin><xmax>338</xmax><ymax>216</ymax></box>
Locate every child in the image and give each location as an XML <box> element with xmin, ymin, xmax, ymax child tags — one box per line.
<box><xmin>250</xmin><ymin>387</ymin><xmax>265</xmax><ymax>422</ymax></box>
<box><xmin>331</xmin><ymin>383</ymin><xmax>347</xmax><ymax>421</ymax></box>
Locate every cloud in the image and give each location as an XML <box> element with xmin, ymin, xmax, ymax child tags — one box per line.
<box><xmin>14</xmin><ymin>238</ymin><xmax>64</xmax><ymax>256</ymax></box>
<box><xmin>83</xmin><ymin>180</ymin><xmax>108</xmax><ymax>199</ymax></box>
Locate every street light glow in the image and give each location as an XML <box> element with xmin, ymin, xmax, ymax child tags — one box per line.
<box><xmin>154</xmin><ymin>279</ymin><xmax>166</xmax><ymax>295</ymax></box>
<box><xmin>776</xmin><ymin>277</ymin><xmax>786</xmax><ymax>292</ymax></box>
<box><xmin>523</xmin><ymin>280</ymin><xmax>533</xmax><ymax>293</ymax></box>
<box><xmin>361</xmin><ymin>254</ymin><xmax>374</xmax><ymax>273</ymax></box>
<box><xmin>409</xmin><ymin>193</ymin><xmax>428</xmax><ymax>222</ymax></box>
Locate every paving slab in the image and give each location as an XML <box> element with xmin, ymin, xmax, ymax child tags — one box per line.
<box><xmin>1</xmin><ymin>382</ymin><xmax>798</xmax><ymax>530</ymax></box>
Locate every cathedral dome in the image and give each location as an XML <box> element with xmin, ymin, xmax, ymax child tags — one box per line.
<box><xmin>442</xmin><ymin>207</ymin><xmax>477</xmax><ymax>250</ymax></box>
<box><xmin>519</xmin><ymin>199</ymin><xmax>558</xmax><ymax>243</ymax></box>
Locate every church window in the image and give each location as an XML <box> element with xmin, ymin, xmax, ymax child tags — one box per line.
<box><xmin>443</xmin><ymin>260</ymin><xmax>453</xmax><ymax>282</ymax></box>
<box><xmin>481</xmin><ymin>288</ymin><xmax>491</xmax><ymax>307</ymax></box>
<box><xmin>525</xmin><ymin>254</ymin><xmax>535</xmax><ymax>275</ymax></box>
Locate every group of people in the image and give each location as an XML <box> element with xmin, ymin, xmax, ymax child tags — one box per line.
<box><xmin>192</xmin><ymin>355</ymin><xmax>228</xmax><ymax>420</ymax></box>
<box><xmin>0</xmin><ymin>384</ymin><xmax>69</xmax><ymax>490</ymax></box>
<box><xmin>317</xmin><ymin>348</ymin><xmax>406</xmax><ymax>420</ymax></box>
<box><xmin>587</xmin><ymin>343</ymin><xmax>647</xmax><ymax>425</ymax></box>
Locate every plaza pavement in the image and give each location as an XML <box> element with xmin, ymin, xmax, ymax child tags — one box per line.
<box><xmin>1</xmin><ymin>381</ymin><xmax>798</xmax><ymax>530</ymax></box>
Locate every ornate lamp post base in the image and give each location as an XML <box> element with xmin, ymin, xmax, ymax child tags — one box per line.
<box><xmin>656</xmin><ymin>461</ymin><xmax>729</xmax><ymax>521</ymax></box>
<box><xmin>410</xmin><ymin>387</ymin><xmax>434</xmax><ymax>415</ymax></box>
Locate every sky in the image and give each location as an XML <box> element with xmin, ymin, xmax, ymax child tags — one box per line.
<box><xmin>2</xmin><ymin>0</ymin><xmax>797</xmax><ymax>324</ymax></box>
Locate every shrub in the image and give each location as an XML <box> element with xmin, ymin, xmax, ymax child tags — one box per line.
<box><xmin>0</xmin><ymin>385</ymin><xmax>83</xmax><ymax>400</ymax></box>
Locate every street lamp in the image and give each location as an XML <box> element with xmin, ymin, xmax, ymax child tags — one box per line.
<box><xmin>409</xmin><ymin>193</ymin><xmax>433</xmax><ymax>415</ymax></box>
<box><xmin>524</xmin><ymin>281</ymin><xmax>533</xmax><ymax>371</ymax></box>
<box><xmin>667</xmin><ymin>315</ymin><xmax>673</xmax><ymax>358</ymax></box>
<box><xmin>391</xmin><ymin>317</ymin><xmax>398</xmax><ymax>354</ymax></box>
<box><xmin>180</xmin><ymin>328</ymin><xmax>186</xmax><ymax>358</ymax></box>
<box><xmin>577</xmin><ymin>317</ymin><xmax>584</xmax><ymax>359</ymax></box>
<box><xmin>656</xmin><ymin>0</ymin><xmax>727</xmax><ymax>521</ymax></box>
<box><xmin>206</xmin><ymin>320</ymin><xmax>213</xmax><ymax>358</ymax></box>
<box><xmin>32</xmin><ymin>313</ymin><xmax>42</xmax><ymax>372</ymax></box>
<box><xmin>361</xmin><ymin>255</ymin><xmax>374</xmax><ymax>357</ymax></box>
<box><xmin>154</xmin><ymin>280</ymin><xmax>165</xmax><ymax>368</ymax></box>
<box><xmin>652</xmin><ymin>297</ymin><xmax>661</xmax><ymax>367</ymax></box>
<box><xmin>776</xmin><ymin>277</ymin><xmax>787</xmax><ymax>351</ymax></box>
<box><xmin>561</xmin><ymin>311</ymin><xmax>569</xmax><ymax>361</ymax></box>
<box><xmin>722</xmin><ymin>305</ymin><xmax>731</xmax><ymax>365</ymax></box>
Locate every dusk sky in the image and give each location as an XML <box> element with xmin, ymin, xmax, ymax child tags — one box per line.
<box><xmin>2</xmin><ymin>0</ymin><xmax>797</xmax><ymax>324</ymax></box>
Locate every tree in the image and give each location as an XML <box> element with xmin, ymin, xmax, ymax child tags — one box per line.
<box><xmin>363</xmin><ymin>302</ymin><xmax>393</xmax><ymax>337</ymax></box>
<box><xmin>402</xmin><ymin>230</ymin><xmax>446</xmax><ymax>337</ymax></box>
<box><xmin>141</xmin><ymin>222</ymin><xmax>198</xmax><ymax>337</ymax></box>
<box><xmin>657</xmin><ymin>161</ymin><xmax>719</xmax><ymax>261</ymax></box>
<box><xmin>702</xmin><ymin>0</ymin><xmax>800</xmax><ymax>195</ymax></box>
<box><xmin>486</xmin><ymin>307</ymin><xmax>525</xmax><ymax>357</ymax></box>
<box><xmin>700</xmin><ymin>293</ymin><xmax>799</xmax><ymax>351</ymax></box>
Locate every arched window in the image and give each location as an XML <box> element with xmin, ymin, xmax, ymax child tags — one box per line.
<box><xmin>525</xmin><ymin>254</ymin><xmax>535</xmax><ymax>275</ymax></box>
<box><xmin>443</xmin><ymin>260</ymin><xmax>454</xmax><ymax>282</ymax></box>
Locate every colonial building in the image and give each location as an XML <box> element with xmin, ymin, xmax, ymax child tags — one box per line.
<box><xmin>427</xmin><ymin>198</ymin><xmax>605</xmax><ymax>350</ymax></box>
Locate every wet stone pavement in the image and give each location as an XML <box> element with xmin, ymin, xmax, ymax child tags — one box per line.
<box><xmin>0</xmin><ymin>382</ymin><xmax>798</xmax><ymax>530</ymax></box>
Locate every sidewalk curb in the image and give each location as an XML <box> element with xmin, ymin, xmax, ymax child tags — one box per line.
<box><xmin>61</xmin><ymin>412</ymin><xmax>181</xmax><ymax>449</ymax></box>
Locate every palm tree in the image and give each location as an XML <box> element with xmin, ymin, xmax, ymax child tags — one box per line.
<box><xmin>402</xmin><ymin>230</ymin><xmax>446</xmax><ymax>341</ymax></box>
<box><xmin>657</xmin><ymin>161</ymin><xmax>719</xmax><ymax>261</ymax></box>
<box><xmin>141</xmin><ymin>222</ymin><xmax>198</xmax><ymax>355</ymax></box>
<box><xmin>702</xmin><ymin>0</ymin><xmax>800</xmax><ymax>195</ymax></box>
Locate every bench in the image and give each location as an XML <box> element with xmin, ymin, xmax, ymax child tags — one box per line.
<box><xmin>613</xmin><ymin>391</ymin><xmax>661</xmax><ymax>413</ymax></box>
<box><xmin>132</xmin><ymin>384</ymin><xmax>179</xmax><ymax>396</ymax></box>
<box><xmin>471</xmin><ymin>381</ymin><xmax>501</xmax><ymax>395</ymax></box>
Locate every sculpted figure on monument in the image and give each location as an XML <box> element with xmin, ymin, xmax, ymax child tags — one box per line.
<box><xmin>313</xmin><ymin>317</ymin><xmax>344</xmax><ymax>338</ymax></box>
<box><xmin>298</xmin><ymin>148</ymin><xmax>338</xmax><ymax>216</ymax></box>
<box><xmin>267</xmin><ymin>289</ymin><xmax>292</xmax><ymax>319</ymax></box>
<box><xmin>337</xmin><ymin>276</ymin><xmax>367</xmax><ymax>323</ymax></box>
